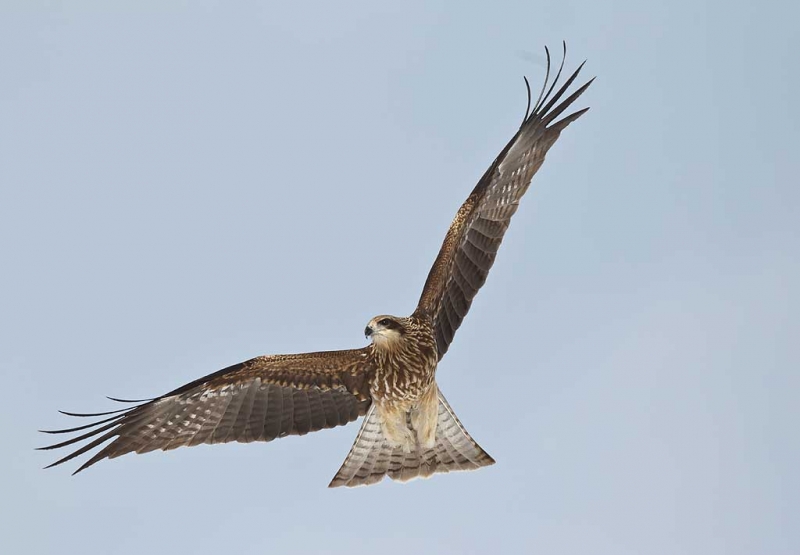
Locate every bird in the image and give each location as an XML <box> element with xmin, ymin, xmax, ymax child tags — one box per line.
<box><xmin>39</xmin><ymin>44</ymin><xmax>593</xmax><ymax>488</ymax></box>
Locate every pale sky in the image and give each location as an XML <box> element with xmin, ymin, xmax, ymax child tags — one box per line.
<box><xmin>1</xmin><ymin>2</ymin><xmax>798</xmax><ymax>554</ymax></box>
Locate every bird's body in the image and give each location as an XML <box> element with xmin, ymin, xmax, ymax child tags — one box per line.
<box><xmin>366</xmin><ymin>313</ymin><xmax>438</xmax><ymax>452</ymax></box>
<box><xmin>40</xmin><ymin>45</ymin><xmax>593</xmax><ymax>487</ymax></box>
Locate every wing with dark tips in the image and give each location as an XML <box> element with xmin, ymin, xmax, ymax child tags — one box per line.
<box><xmin>415</xmin><ymin>44</ymin><xmax>593</xmax><ymax>359</ymax></box>
<box><xmin>39</xmin><ymin>348</ymin><xmax>375</xmax><ymax>473</ymax></box>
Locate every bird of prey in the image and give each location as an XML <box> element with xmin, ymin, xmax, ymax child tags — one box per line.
<box><xmin>40</xmin><ymin>45</ymin><xmax>593</xmax><ymax>488</ymax></box>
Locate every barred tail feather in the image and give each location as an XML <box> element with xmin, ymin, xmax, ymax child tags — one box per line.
<box><xmin>328</xmin><ymin>391</ymin><xmax>494</xmax><ymax>488</ymax></box>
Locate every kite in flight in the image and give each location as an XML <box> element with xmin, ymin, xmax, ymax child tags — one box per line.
<box><xmin>40</xmin><ymin>45</ymin><xmax>593</xmax><ymax>487</ymax></box>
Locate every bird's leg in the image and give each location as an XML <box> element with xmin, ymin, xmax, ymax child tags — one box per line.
<box><xmin>378</xmin><ymin>406</ymin><xmax>416</xmax><ymax>453</ymax></box>
<box><xmin>411</xmin><ymin>383</ymin><xmax>438</xmax><ymax>450</ymax></box>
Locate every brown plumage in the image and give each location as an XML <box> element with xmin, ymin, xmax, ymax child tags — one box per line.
<box><xmin>39</xmin><ymin>45</ymin><xmax>593</xmax><ymax>487</ymax></box>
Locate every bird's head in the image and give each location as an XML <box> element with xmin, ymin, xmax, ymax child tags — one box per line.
<box><xmin>364</xmin><ymin>315</ymin><xmax>407</xmax><ymax>348</ymax></box>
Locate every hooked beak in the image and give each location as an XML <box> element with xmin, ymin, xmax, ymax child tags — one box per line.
<box><xmin>364</xmin><ymin>325</ymin><xmax>373</xmax><ymax>339</ymax></box>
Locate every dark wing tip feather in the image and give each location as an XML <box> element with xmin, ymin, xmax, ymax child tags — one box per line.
<box><xmin>524</xmin><ymin>48</ymin><xmax>591</xmax><ymax>133</ymax></box>
<box><xmin>540</xmin><ymin>75</ymin><xmax>594</xmax><ymax>130</ymax></box>
<box><xmin>38</xmin><ymin>412</ymin><xmax>127</xmax><ymax>435</ymax></box>
<box><xmin>37</xmin><ymin>419</ymin><xmax>122</xmax><ymax>452</ymax></box>
<box><xmin>43</xmin><ymin>427</ymin><xmax>119</xmax><ymax>473</ymax></box>
<box><xmin>517</xmin><ymin>41</ymin><xmax>592</xmax><ymax>131</ymax></box>
<box><xmin>536</xmin><ymin>60</ymin><xmax>584</xmax><ymax>116</ymax></box>
<box><xmin>38</xmin><ymin>401</ymin><xmax>150</xmax><ymax>472</ymax></box>
<box><xmin>107</xmin><ymin>395</ymin><xmax>156</xmax><ymax>403</ymax></box>
<box><xmin>59</xmin><ymin>407</ymin><xmax>131</xmax><ymax>418</ymax></box>
<box><xmin>521</xmin><ymin>75</ymin><xmax>532</xmax><ymax>125</ymax></box>
<box><xmin>549</xmin><ymin>106</ymin><xmax>591</xmax><ymax>132</ymax></box>
<box><xmin>538</xmin><ymin>42</ymin><xmax>568</xmax><ymax>114</ymax></box>
<box><xmin>530</xmin><ymin>45</ymin><xmax>552</xmax><ymax>115</ymax></box>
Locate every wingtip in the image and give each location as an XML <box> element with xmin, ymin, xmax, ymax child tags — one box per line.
<box><xmin>106</xmin><ymin>395</ymin><xmax>155</xmax><ymax>403</ymax></box>
<box><xmin>552</xmin><ymin>106</ymin><xmax>591</xmax><ymax>130</ymax></box>
<box><xmin>71</xmin><ymin>464</ymin><xmax>89</xmax><ymax>476</ymax></box>
<box><xmin>42</xmin><ymin>460</ymin><xmax>83</xmax><ymax>475</ymax></box>
<box><xmin>521</xmin><ymin>75</ymin><xmax>533</xmax><ymax>125</ymax></box>
<box><xmin>59</xmin><ymin>407</ymin><xmax>129</xmax><ymax>418</ymax></box>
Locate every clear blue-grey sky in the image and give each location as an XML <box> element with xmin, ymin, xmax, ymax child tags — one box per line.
<box><xmin>2</xmin><ymin>2</ymin><xmax>798</xmax><ymax>554</ymax></box>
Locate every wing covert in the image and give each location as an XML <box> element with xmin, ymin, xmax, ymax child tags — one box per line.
<box><xmin>415</xmin><ymin>45</ymin><xmax>593</xmax><ymax>359</ymax></box>
<box><xmin>39</xmin><ymin>348</ymin><xmax>375</xmax><ymax>473</ymax></box>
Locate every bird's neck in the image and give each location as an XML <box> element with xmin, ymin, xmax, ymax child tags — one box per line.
<box><xmin>371</xmin><ymin>316</ymin><xmax>437</xmax><ymax>370</ymax></box>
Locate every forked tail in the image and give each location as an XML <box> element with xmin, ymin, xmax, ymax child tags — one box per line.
<box><xmin>329</xmin><ymin>390</ymin><xmax>494</xmax><ymax>488</ymax></box>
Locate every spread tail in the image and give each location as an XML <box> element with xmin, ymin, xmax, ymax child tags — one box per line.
<box><xmin>328</xmin><ymin>390</ymin><xmax>494</xmax><ymax>488</ymax></box>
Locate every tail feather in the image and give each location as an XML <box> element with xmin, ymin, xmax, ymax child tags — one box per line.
<box><xmin>328</xmin><ymin>391</ymin><xmax>494</xmax><ymax>488</ymax></box>
<box><xmin>329</xmin><ymin>404</ymin><xmax>385</xmax><ymax>487</ymax></box>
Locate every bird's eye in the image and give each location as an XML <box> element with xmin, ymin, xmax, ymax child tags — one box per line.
<box><xmin>379</xmin><ymin>318</ymin><xmax>391</xmax><ymax>327</ymax></box>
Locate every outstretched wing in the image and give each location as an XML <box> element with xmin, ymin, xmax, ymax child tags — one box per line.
<box><xmin>415</xmin><ymin>45</ymin><xmax>594</xmax><ymax>359</ymax></box>
<box><xmin>39</xmin><ymin>348</ymin><xmax>375</xmax><ymax>474</ymax></box>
